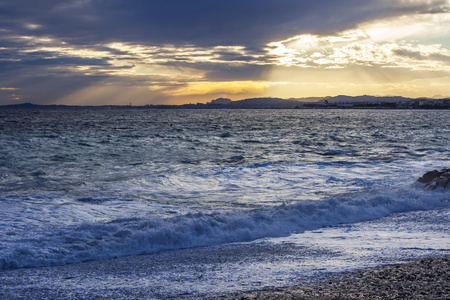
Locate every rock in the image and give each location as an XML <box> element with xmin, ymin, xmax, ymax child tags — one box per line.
<box><xmin>417</xmin><ymin>168</ymin><xmax>450</xmax><ymax>190</ymax></box>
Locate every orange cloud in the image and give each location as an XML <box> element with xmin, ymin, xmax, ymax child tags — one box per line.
<box><xmin>165</xmin><ymin>81</ymin><xmax>275</xmax><ymax>97</ymax></box>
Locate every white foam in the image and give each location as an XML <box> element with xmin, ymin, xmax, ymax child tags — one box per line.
<box><xmin>1</xmin><ymin>109</ymin><xmax>449</xmax><ymax>272</ymax></box>
<box><xmin>1</xmin><ymin>185</ymin><xmax>448</xmax><ymax>270</ymax></box>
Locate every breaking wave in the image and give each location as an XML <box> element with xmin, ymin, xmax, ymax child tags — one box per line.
<box><xmin>1</xmin><ymin>187</ymin><xmax>448</xmax><ymax>270</ymax></box>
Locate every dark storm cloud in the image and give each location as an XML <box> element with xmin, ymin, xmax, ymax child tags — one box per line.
<box><xmin>0</xmin><ymin>72</ymin><xmax>106</xmax><ymax>104</ymax></box>
<box><xmin>0</xmin><ymin>57</ymin><xmax>110</xmax><ymax>104</ymax></box>
<box><xmin>1</xmin><ymin>0</ymin><xmax>448</xmax><ymax>47</ymax></box>
<box><xmin>25</xmin><ymin>57</ymin><xmax>111</xmax><ymax>66</ymax></box>
<box><xmin>1</xmin><ymin>0</ymin><xmax>449</xmax><ymax>105</ymax></box>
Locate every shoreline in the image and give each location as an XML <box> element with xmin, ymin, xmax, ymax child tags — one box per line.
<box><xmin>224</xmin><ymin>256</ymin><xmax>450</xmax><ymax>299</ymax></box>
<box><xmin>0</xmin><ymin>254</ymin><xmax>448</xmax><ymax>299</ymax></box>
<box><xmin>1</xmin><ymin>209</ymin><xmax>448</xmax><ymax>299</ymax></box>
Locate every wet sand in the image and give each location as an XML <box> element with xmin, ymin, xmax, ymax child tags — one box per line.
<box><xmin>0</xmin><ymin>255</ymin><xmax>448</xmax><ymax>299</ymax></box>
<box><xmin>226</xmin><ymin>256</ymin><xmax>450</xmax><ymax>300</ymax></box>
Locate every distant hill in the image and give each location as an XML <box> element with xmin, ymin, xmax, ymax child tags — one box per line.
<box><xmin>202</xmin><ymin>97</ymin><xmax>302</xmax><ymax>108</ymax></box>
<box><xmin>201</xmin><ymin>95</ymin><xmax>418</xmax><ymax>108</ymax></box>
<box><xmin>0</xmin><ymin>102</ymin><xmax>87</xmax><ymax>109</ymax></box>
<box><xmin>197</xmin><ymin>95</ymin><xmax>449</xmax><ymax>109</ymax></box>
<box><xmin>2</xmin><ymin>95</ymin><xmax>449</xmax><ymax>109</ymax></box>
<box><xmin>225</xmin><ymin>97</ymin><xmax>302</xmax><ymax>108</ymax></box>
<box><xmin>318</xmin><ymin>95</ymin><xmax>413</xmax><ymax>104</ymax></box>
<box><xmin>1</xmin><ymin>103</ymin><xmax>44</xmax><ymax>109</ymax></box>
<box><xmin>207</xmin><ymin>98</ymin><xmax>233</xmax><ymax>105</ymax></box>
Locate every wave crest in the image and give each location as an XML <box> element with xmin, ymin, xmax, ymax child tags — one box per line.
<box><xmin>1</xmin><ymin>188</ymin><xmax>449</xmax><ymax>271</ymax></box>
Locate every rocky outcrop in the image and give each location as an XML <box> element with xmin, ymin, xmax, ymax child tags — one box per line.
<box><xmin>417</xmin><ymin>168</ymin><xmax>450</xmax><ymax>190</ymax></box>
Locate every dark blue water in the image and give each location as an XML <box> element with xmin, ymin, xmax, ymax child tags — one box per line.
<box><xmin>0</xmin><ymin>109</ymin><xmax>449</xmax><ymax>295</ymax></box>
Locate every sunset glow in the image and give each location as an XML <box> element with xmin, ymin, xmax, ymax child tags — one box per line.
<box><xmin>1</xmin><ymin>0</ymin><xmax>449</xmax><ymax>105</ymax></box>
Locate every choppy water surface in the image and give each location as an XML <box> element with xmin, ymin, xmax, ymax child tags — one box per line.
<box><xmin>0</xmin><ymin>108</ymin><xmax>449</xmax><ymax>296</ymax></box>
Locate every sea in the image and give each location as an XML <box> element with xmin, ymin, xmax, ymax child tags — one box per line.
<box><xmin>0</xmin><ymin>108</ymin><xmax>449</xmax><ymax>298</ymax></box>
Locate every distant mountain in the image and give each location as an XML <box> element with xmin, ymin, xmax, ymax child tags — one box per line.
<box><xmin>201</xmin><ymin>97</ymin><xmax>302</xmax><ymax>108</ymax></box>
<box><xmin>198</xmin><ymin>95</ymin><xmax>449</xmax><ymax>109</ymax></box>
<box><xmin>318</xmin><ymin>95</ymin><xmax>413</xmax><ymax>104</ymax></box>
<box><xmin>225</xmin><ymin>97</ymin><xmax>302</xmax><ymax>108</ymax></box>
<box><xmin>288</xmin><ymin>97</ymin><xmax>325</xmax><ymax>103</ymax></box>
<box><xmin>2</xmin><ymin>95</ymin><xmax>449</xmax><ymax>110</ymax></box>
<box><xmin>207</xmin><ymin>98</ymin><xmax>232</xmax><ymax>105</ymax></box>
<box><xmin>1</xmin><ymin>103</ymin><xmax>43</xmax><ymax>108</ymax></box>
<box><xmin>0</xmin><ymin>102</ymin><xmax>85</xmax><ymax>109</ymax></box>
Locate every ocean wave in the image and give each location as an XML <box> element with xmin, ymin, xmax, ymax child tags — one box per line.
<box><xmin>415</xmin><ymin>148</ymin><xmax>449</xmax><ymax>153</ymax></box>
<box><xmin>1</xmin><ymin>187</ymin><xmax>448</xmax><ymax>271</ymax></box>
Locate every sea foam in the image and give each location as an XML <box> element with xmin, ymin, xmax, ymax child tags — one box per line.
<box><xmin>1</xmin><ymin>187</ymin><xmax>448</xmax><ymax>270</ymax></box>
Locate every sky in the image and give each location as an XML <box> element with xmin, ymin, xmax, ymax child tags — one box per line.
<box><xmin>1</xmin><ymin>0</ymin><xmax>450</xmax><ymax>106</ymax></box>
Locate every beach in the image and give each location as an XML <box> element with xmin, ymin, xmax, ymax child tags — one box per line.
<box><xmin>228</xmin><ymin>256</ymin><xmax>450</xmax><ymax>299</ymax></box>
<box><xmin>1</xmin><ymin>109</ymin><xmax>449</xmax><ymax>299</ymax></box>
<box><xmin>1</xmin><ymin>254</ymin><xmax>448</xmax><ymax>299</ymax></box>
<box><xmin>2</xmin><ymin>0</ymin><xmax>450</xmax><ymax>297</ymax></box>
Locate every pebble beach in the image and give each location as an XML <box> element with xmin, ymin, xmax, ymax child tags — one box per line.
<box><xmin>1</xmin><ymin>110</ymin><xmax>449</xmax><ymax>299</ymax></box>
<box><xmin>228</xmin><ymin>256</ymin><xmax>450</xmax><ymax>299</ymax></box>
<box><xmin>0</xmin><ymin>254</ymin><xmax>448</xmax><ymax>299</ymax></box>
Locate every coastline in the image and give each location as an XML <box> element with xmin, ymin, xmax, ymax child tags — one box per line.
<box><xmin>225</xmin><ymin>256</ymin><xmax>450</xmax><ymax>300</ymax></box>
<box><xmin>0</xmin><ymin>254</ymin><xmax>448</xmax><ymax>299</ymax></box>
